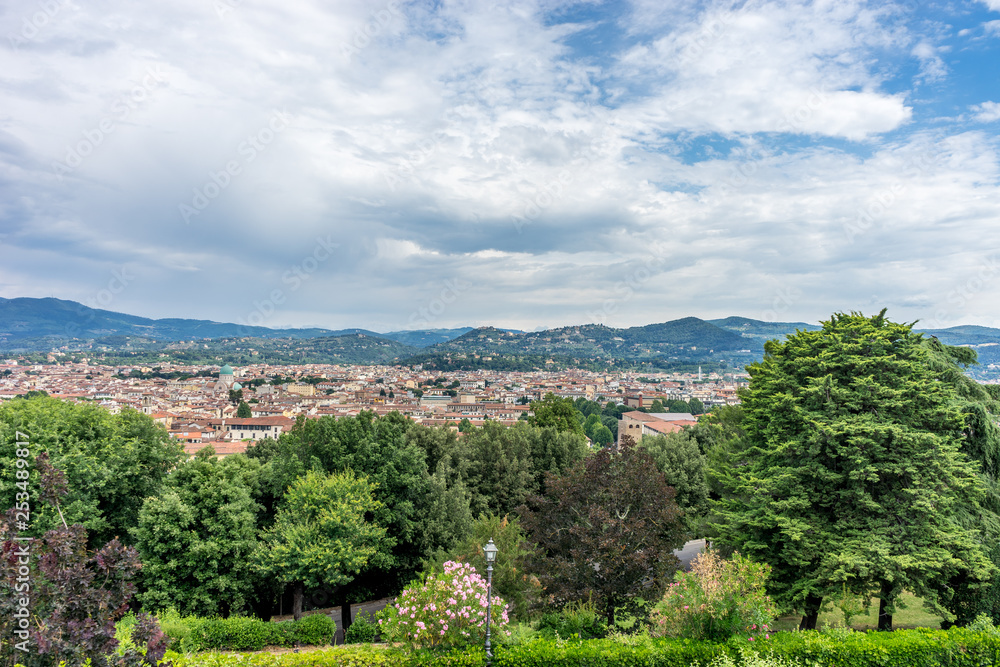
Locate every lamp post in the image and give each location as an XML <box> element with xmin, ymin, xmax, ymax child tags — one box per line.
<box><xmin>483</xmin><ymin>538</ymin><xmax>498</xmax><ymax>666</ymax></box>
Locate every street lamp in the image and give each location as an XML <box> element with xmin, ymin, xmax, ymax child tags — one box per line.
<box><xmin>483</xmin><ymin>538</ymin><xmax>499</xmax><ymax>666</ymax></box>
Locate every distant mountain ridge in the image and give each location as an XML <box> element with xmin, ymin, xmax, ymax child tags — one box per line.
<box><xmin>0</xmin><ymin>297</ymin><xmax>471</xmax><ymax>348</ymax></box>
<box><xmin>1</xmin><ymin>297</ymin><xmax>998</xmax><ymax>378</ymax></box>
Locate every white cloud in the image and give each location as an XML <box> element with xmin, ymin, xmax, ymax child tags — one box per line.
<box><xmin>911</xmin><ymin>41</ymin><xmax>948</xmax><ymax>82</ymax></box>
<box><xmin>972</xmin><ymin>101</ymin><xmax>1000</xmax><ymax>122</ymax></box>
<box><xmin>613</xmin><ymin>1</ymin><xmax>913</xmax><ymax>139</ymax></box>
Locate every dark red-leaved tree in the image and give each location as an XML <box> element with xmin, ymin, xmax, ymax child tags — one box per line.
<box><xmin>0</xmin><ymin>452</ymin><xmax>169</xmax><ymax>667</ymax></box>
<box><xmin>519</xmin><ymin>436</ymin><xmax>686</xmax><ymax>625</ymax></box>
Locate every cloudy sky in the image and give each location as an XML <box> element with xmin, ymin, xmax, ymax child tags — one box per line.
<box><xmin>2</xmin><ymin>0</ymin><xmax>999</xmax><ymax>333</ymax></box>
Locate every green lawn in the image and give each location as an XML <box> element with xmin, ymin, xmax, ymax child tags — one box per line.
<box><xmin>771</xmin><ymin>591</ymin><xmax>949</xmax><ymax>631</ymax></box>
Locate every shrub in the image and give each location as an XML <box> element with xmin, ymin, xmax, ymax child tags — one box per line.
<box><xmin>295</xmin><ymin>613</ymin><xmax>335</xmax><ymax>646</ymax></box>
<box><xmin>345</xmin><ymin>612</ymin><xmax>380</xmax><ymax>644</ymax></box>
<box><xmin>649</xmin><ymin>549</ymin><xmax>776</xmax><ymax>642</ymax></box>
<box><xmin>377</xmin><ymin>560</ymin><xmax>510</xmax><ymax>647</ymax></box>
<box><xmin>191</xmin><ymin>616</ymin><xmax>277</xmax><ymax>651</ymax></box>
<box><xmin>536</xmin><ymin>600</ymin><xmax>608</xmax><ymax>640</ymax></box>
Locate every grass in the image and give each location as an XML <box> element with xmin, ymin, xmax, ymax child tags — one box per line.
<box><xmin>771</xmin><ymin>591</ymin><xmax>948</xmax><ymax>631</ymax></box>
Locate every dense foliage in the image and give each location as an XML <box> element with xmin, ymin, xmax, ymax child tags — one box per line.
<box><xmin>520</xmin><ymin>438</ymin><xmax>686</xmax><ymax>624</ymax></box>
<box><xmin>133</xmin><ymin>448</ymin><xmax>261</xmax><ymax>616</ymax></box>
<box><xmin>257</xmin><ymin>470</ymin><xmax>390</xmax><ymax>620</ymax></box>
<box><xmin>714</xmin><ymin>311</ymin><xmax>994</xmax><ymax>630</ymax></box>
<box><xmin>0</xmin><ymin>397</ymin><xmax>184</xmax><ymax>546</ymax></box>
<box><xmin>650</xmin><ymin>549</ymin><xmax>776</xmax><ymax>642</ymax></box>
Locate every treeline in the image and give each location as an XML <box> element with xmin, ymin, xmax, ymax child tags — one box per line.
<box><xmin>0</xmin><ymin>399</ymin><xmax>588</xmax><ymax>620</ymax></box>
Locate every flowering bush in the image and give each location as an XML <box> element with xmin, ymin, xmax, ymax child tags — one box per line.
<box><xmin>649</xmin><ymin>549</ymin><xmax>776</xmax><ymax>642</ymax></box>
<box><xmin>376</xmin><ymin>561</ymin><xmax>510</xmax><ymax>647</ymax></box>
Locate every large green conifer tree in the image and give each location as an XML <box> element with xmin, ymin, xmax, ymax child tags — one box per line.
<box><xmin>715</xmin><ymin>311</ymin><xmax>993</xmax><ymax>630</ymax></box>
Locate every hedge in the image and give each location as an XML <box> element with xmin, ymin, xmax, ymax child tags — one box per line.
<box><xmin>160</xmin><ymin>627</ymin><xmax>1000</xmax><ymax>667</ymax></box>
<box><xmin>166</xmin><ymin>613</ymin><xmax>336</xmax><ymax>652</ymax></box>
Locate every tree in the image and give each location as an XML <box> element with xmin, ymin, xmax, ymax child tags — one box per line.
<box><xmin>591</xmin><ymin>424</ymin><xmax>614</xmax><ymax>447</ymax></box>
<box><xmin>456</xmin><ymin>421</ymin><xmax>588</xmax><ymax>518</ymax></box>
<box><xmin>528</xmin><ymin>393</ymin><xmax>585</xmax><ymax>436</ymax></box>
<box><xmin>132</xmin><ymin>447</ymin><xmax>260</xmax><ymax>616</ymax></box>
<box><xmin>228</xmin><ymin>388</ymin><xmax>244</xmax><ymax>405</ymax></box>
<box><xmin>237</xmin><ymin>400</ymin><xmax>252</xmax><ymax>418</ymax></box>
<box><xmin>714</xmin><ymin>311</ymin><xmax>994</xmax><ymax>631</ymax></box>
<box><xmin>520</xmin><ymin>437</ymin><xmax>686</xmax><ymax>625</ymax></box>
<box><xmin>256</xmin><ymin>469</ymin><xmax>389</xmax><ymax>620</ymax></box>
<box><xmin>0</xmin><ymin>396</ymin><xmax>184</xmax><ymax>547</ymax></box>
<box><xmin>919</xmin><ymin>338</ymin><xmax>1000</xmax><ymax>625</ymax></box>
<box><xmin>688</xmin><ymin>397</ymin><xmax>705</xmax><ymax>415</ymax></box>
<box><xmin>649</xmin><ymin>399</ymin><xmax>665</xmax><ymax>413</ymax></box>
<box><xmin>640</xmin><ymin>431</ymin><xmax>710</xmax><ymax>537</ymax></box>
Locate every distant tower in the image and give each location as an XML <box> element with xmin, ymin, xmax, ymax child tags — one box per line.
<box><xmin>698</xmin><ymin>366</ymin><xmax>702</xmax><ymax>381</ymax></box>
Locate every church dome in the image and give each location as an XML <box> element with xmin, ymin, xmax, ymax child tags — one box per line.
<box><xmin>220</xmin><ymin>364</ymin><xmax>234</xmax><ymax>376</ymax></box>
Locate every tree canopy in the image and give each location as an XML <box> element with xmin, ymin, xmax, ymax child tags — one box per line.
<box><xmin>714</xmin><ymin>311</ymin><xmax>994</xmax><ymax>630</ymax></box>
<box><xmin>520</xmin><ymin>437</ymin><xmax>685</xmax><ymax>625</ymax></box>
<box><xmin>256</xmin><ymin>469</ymin><xmax>390</xmax><ymax>620</ymax></box>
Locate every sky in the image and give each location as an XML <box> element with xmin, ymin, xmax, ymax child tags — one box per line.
<box><xmin>1</xmin><ymin>0</ymin><xmax>999</xmax><ymax>333</ymax></box>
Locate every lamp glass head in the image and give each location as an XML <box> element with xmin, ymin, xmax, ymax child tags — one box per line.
<box><xmin>483</xmin><ymin>538</ymin><xmax>498</xmax><ymax>564</ymax></box>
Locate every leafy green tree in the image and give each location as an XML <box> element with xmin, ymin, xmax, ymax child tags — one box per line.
<box><xmin>236</xmin><ymin>401</ymin><xmax>252</xmax><ymax>418</ymax></box>
<box><xmin>132</xmin><ymin>447</ymin><xmax>260</xmax><ymax>616</ymax></box>
<box><xmin>690</xmin><ymin>405</ymin><xmax>746</xmax><ymax>498</ymax></box>
<box><xmin>252</xmin><ymin>413</ymin><xmax>472</xmax><ymax>607</ymax></box>
<box><xmin>688</xmin><ymin>398</ymin><xmax>705</xmax><ymax>415</ymax></box>
<box><xmin>666</xmin><ymin>399</ymin><xmax>691</xmax><ymax>413</ymax></box>
<box><xmin>649</xmin><ymin>399</ymin><xmax>666</xmax><ymax>413</ymax></box>
<box><xmin>256</xmin><ymin>469</ymin><xmax>389</xmax><ymax>620</ymax></box>
<box><xmin>583</xmin><ymin>413</ymin><xmax>602</xmax><ymax>439</ymax></box>
<box><xmin>920</xmin><ymin>338</ymin><xmax>1000</xmax><ymax>625</ymax></box>
<box><xmin>520</xmin><ymin>438</ymin><xmax>686</xmax><ymax>625</ymax></box>
<box><xmin>458</xmin><ymin>418</ymin><xmax>473</xmax><ymax>433</ymax></box>
<box><xmin>455</xmin><ymin>421</ymin><xmax>588</xmax><ymax>517</ymax></box>
<box><xmin>714</xmin><ymin>311</ymin><xmax>994</xmax><ymax>631</ymax></box>
<box><xmin>0</xmin><ymin>397</ymin><xmax>184</xmax><ymax>547</ymax></box>
<box><xmin>639</xmin><ymin>432</ymin><xmax>710</xmax><ymax>537</ymax></box>
<box><xmin>528</xmin><ymin>393</ymin><xmax>585</xmax><ymax>436</ymax></box>
<box><xmin>591</xmin><ymin>424</ymin><xmax>614</xmax><ymax>447</ymax></box>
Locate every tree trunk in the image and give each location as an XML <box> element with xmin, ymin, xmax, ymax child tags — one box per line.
<box><xmin>878</xmin><ymin>580</ymin><xmax>893</xmax><ymax>632</ymax></box>
<box><xmin>338</xmin><ymin>587</ymin><xmax>352</xmax><ymax>636</ymax></box>
<box><xmin>799</xmin><ymin>594</ymin><xmax>822</xmax><ymax>630</ymax></box>
<box><xmin>292</xmin><ymin>582</ymin><xmax>304</xmax><ymax>621</ymax></box>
